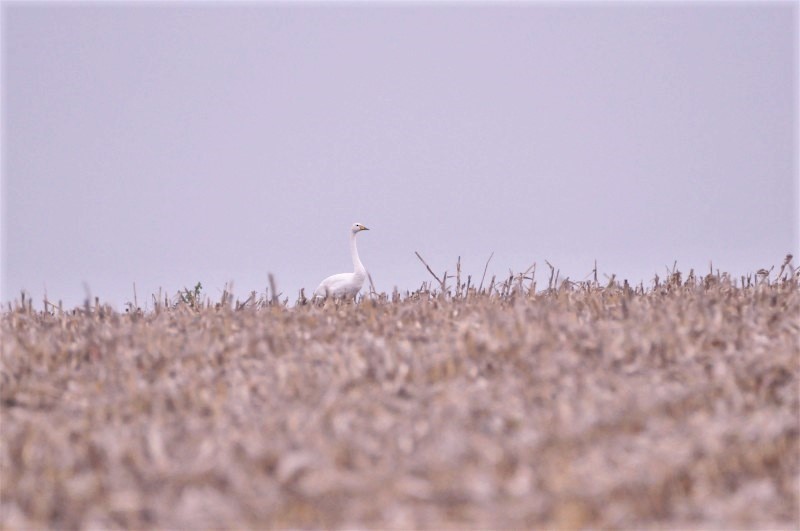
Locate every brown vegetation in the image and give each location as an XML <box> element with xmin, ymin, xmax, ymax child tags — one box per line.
<box><xmin>1</xmin><ymin>260</ymin><xmax>799</xmax><ymax>529</ymax></box>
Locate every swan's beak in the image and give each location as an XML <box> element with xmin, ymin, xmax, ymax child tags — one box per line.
<box><xmin>361</xmin><ymin>226</ymin><xmax>369</xmax><ymax>231</ymax></box>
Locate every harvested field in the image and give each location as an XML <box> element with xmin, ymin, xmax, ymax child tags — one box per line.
<box><xmin>1</xmin><ymin>265</ymin><xmax>799</xmax><ymax>529</ymax></box>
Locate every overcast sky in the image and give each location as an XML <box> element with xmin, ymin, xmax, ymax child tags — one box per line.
<box><xmin>2</xmin><ymin>1</ymin><xmax>797</xmax><ymax>309</ymax></box>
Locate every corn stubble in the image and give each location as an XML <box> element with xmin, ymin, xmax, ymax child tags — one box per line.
<box><xmin>1</xmin><ymin>263</ymin><xmax>798</xmax><ymax>529</ymax></box>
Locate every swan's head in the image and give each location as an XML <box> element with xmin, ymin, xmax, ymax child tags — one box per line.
<box><xmin>351</xmin><ymin>222</ymin><xmax>369</xmax><ymax>233</ymax></box>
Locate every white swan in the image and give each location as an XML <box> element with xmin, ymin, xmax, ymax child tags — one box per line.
<box><xmin>313</xmin><ymin>223</ymin><xmax>370</xmax><ymax>300</ymax></box>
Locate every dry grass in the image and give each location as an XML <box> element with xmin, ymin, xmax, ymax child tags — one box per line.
<box><xmin>1</xmin><ymin>260</ymin><xmax>799</xmax><ymax>529</ymax></box>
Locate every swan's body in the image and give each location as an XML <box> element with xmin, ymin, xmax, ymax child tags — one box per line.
<box><xmin>313</xmin><ymin>223</ymin><xmax>369</xmax><ymax>300</ymax></box>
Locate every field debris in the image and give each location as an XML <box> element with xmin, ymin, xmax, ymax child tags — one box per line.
<box><xmin>1</xmin><ymin>261</ymin><xmax>798</xmax><ymax>529</ymax></box>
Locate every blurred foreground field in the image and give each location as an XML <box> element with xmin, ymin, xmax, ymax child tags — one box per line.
<box><xmin>1</xmin><ymin>267</ymin><xmax>799</xmax><ymax>529</ymax></box>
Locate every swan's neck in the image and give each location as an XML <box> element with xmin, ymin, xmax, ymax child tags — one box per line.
<box><xmin>350</xmin><ymin>231</ymin><xmax>366</xmax><ymax>275</ymax></box>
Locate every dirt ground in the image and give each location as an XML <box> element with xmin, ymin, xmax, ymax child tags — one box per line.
<box><xmin>1</xmin><ymin>273</ymin><xmax>798</xmax><ymax>529</ymax></box>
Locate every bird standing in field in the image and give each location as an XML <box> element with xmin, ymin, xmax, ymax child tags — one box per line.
<box><xmin>313</xmin><ymin>223</ymin><xmax>370</xmax><ymax>300</ymax></box>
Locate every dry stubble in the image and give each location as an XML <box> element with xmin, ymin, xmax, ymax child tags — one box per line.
<box><xmin>1</xmin><ymin>272</ymin><xmax>798</xmax><ymax>529</ymax></box>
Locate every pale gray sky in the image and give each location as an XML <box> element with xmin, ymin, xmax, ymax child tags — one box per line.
<box><xmin>2</xmin><ymin>1</ymin><xmax>798</xmax><ymax>309</ymax></box>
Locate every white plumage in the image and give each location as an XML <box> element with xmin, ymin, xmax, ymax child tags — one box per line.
<box><xmin>313</xmin><ymin>223</ymin><xmax>369</xmax><ymax>300</ymax></box>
